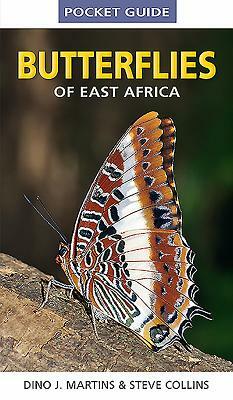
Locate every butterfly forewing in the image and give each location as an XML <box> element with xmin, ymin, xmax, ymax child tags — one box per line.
<box><xmin>68</xmin><ymin>111</ymin><xmax>210</xmax><ymax>351</ymax></box>
<box><xmin>71</xmin><ymin>112</ymin><xmax>180</xmax><ymax>257</ymax></box>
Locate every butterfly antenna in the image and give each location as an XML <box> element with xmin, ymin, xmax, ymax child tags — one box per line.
<box><xmin>23</xmin><ymin>194</ymin><xmax>68</xmax><ymax>244</ymax></box>
<box><xmin>36</xmin><ymin>195</ymin><xmax>65</xmax><ymax>236</ymax></box>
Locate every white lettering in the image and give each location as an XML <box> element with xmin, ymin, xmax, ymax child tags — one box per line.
<box><xmin>66</xmin><ymin>7</ymin><xmax>121</xmax><ymax>18</ymax></box>
<box><xmin>163</xmin><ymin>8</ymin><xmax>170</xmax><ymax>17</ymax></box>
<box><xmin>125</xmin><ymin>7</ymin><xmax>169</xmax><ymax>18</ymax></box>
<box><xmin>64</xmin><ymin>8</ymin><xmax>72</xmax><ymax>17</ymax></box>
<box><xmin>73</xmin><ymin>8</ymin><xmax>84</xmax><ymax>17</ymax></box>
<box><xmin>80</xmin><ymin>86</ymin><xmax>119</xmax><ymax>98</ymax></box>
<box><xmin>85</xmin><ymin>8</ymin><xmax>94</xmax><ymax>17</ymax></box>
<box><xmin>54</xmin><ymin>86</ymin><xmax>75</xmax><ymax>98</ymax></box>
<box><xmin>170</xmin><ymin>86</ymin><xmax>180</xmax><ymax>97</ymax></box>
<box><xmin>124</xmin><ymin>86</ymin><xmax>180</xmax><ymax>98</ymax></box>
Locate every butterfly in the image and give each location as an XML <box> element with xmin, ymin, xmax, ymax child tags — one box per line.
<box><xmin>29</xmin><ymin>111</ymin><xmax>211</xmax><ymax>352</ymax></box>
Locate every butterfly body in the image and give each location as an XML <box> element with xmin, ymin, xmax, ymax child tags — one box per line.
<box><xmin>56</xmin><ymin>112</ymin><xmax>211</xmax><ymax>351</ymax></box>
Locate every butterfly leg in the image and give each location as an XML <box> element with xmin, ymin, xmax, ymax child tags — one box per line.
<box><xmin>90</xmin><ymin>304</ymin><xmax>100</xmax><ymax>340</ymax></box>
<box><xmin>35</xmin><ymin>277</ymin><xmax>74</xmax><ymax>312</ymax></box>
<box><xmin>52</xmin><ymin>279</ymin><xmax>75</xmax><ymax>300</ymax></box>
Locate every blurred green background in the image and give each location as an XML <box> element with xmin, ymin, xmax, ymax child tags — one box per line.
<box><xmin>1</xmin><ymin>29</ymin><xmax>233</xmax><ymax>361</ymax></box>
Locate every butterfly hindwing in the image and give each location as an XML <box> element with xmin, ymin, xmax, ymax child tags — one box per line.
<box><xmin>77</xmin><ymin>228</ymin><xmax>208</xmax><ymax>351</ymax></box>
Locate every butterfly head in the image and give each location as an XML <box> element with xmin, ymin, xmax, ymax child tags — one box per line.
<box><xmin>56</xmin><ymin>242</ymin><xmax>70</xmax><ymax>273</ymax></box>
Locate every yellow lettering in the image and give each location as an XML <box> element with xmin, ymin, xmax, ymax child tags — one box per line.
<box><xmin>60</xmin><ymin>51</ymin><xmax>77</xmax><ymax>79</ymax></box>
<box><xmin>199</xmin><ymin>51</ymin><xmax>216</xmax><ymax>79</ymax></box>
<box><xmin>96</xmin><ymin>51</ymin><xmax>112</xmax><ymax>79</ymax></box>
<box><xmin>77</xmin><ymin>51</ymin><xmax>94</xmax><ymax>79</ymax></box>
<box><xmin>39</xmin><ymin>51</ymin><xmax>59</xmax><ymax>79</ymax></box>
<box><xmin>18</xmin><ymin>51</ymin><xmax>36</xmax><ymax>79</ymax></box>
<box><xmin>153</xmin><ymin>52</ymin><xmax>169</xmax><ymax>79</ymax></box>
<box><xmin>115</xmin><ymin>52</ymin><xmax>134</xmax><ymax>79</ymax></box>
<box><xmin>170</xmin><ymin>51</ymin><xmax>178</xmax><ymax>79</ymax></box>
<box><xmin>181</xmin><ymin>51</ymin><xmax>197</xmax><ymax>79</ymax></box>
<box><xmin>136</xmin><ymin>51</ymin><xmax>151</xmax><ymax>79</ymax></box>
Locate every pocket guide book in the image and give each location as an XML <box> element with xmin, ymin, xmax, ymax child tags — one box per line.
<box><xmin>0</xmin><ymin>0</ymin><xmax>232</xmax><ymax>393</ymax></box>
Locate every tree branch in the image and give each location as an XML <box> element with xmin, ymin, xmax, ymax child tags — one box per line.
<box><xmin>0</xmin><ymin>253</ymin><xmax>232</xmax><ymax>372</ymax></box>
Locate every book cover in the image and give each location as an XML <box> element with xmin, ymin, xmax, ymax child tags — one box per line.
<box><xmin>0</xmin><ymin>0</ymin><xmax>232</xmax><ymax>396</ymax></box>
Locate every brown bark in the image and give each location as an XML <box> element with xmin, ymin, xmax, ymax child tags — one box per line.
<box><xmin>0</xmin><ymin>253</ymin><xmax>232</xmax><ymax>372</ymax></box>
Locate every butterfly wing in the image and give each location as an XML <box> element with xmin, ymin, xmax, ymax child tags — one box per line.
<box><xmin>70</xmin><ymin>112</ymin><xmax>210</xmax><ymax>351</ymax></box>
<box><xmin>71</xmin><ymin>112</ymin><xmax>180</xmax><ymax>256</ymax></box>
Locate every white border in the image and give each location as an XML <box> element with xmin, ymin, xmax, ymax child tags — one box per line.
<box><xmin>0</xmin><ymin>372</ymin><xmax>232</xmax><ymax>399</ymax></box>
<box><xmin>0</xmin><ymin>0</ymin><xmax>233</xmax><ymax>28</ymax></box>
